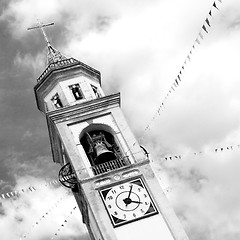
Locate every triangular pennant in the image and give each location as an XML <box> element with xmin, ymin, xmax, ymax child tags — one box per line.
<box><xmin>205</xmin><ymin>18</ymin><xmax>211</xmax><ymax>27</ymax></box>
<box><xmin>213</xmin><ymin>2</ymin><xmax>219</xmax><ymax>10</ymax></box>
<box><xmin>196</xmin><ymin>38</ymin><xmax>200</xmax><ymax>44</ymax></box>
<box><xmin>202</xmin><ymin>25</ymin><xmax>208</xmax><ymax>33</ymax></box>
<box><xmin>199</xmin><ymin>32</ymin><xmax>204</xmax><ymax>39</ymax></box>
<box><xmin>209</xmin><ymin>10</ymin><xmax>212</xmax><ymax>16</ymax></box>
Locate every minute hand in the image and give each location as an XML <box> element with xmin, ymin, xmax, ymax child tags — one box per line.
<box><xmin>127</xmin><ymin>185</ymin><xmax>133</xmax><ymax>198</ymax></box>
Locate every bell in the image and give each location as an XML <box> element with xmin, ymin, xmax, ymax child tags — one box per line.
<box><xmin>94</xmin><ymin>142</ymin><xmax>116</xmax><ymax>164</ymax></box>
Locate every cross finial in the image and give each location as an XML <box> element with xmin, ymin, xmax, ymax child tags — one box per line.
<box><xmin>27</xmin><ymin>19</ymin><xmax>54</xmax><ymax>46</ymax></box>
<box><xmin>27</xmin><ymin>20</ymin><xmax>67</xmax><ymax>65</ymax></box>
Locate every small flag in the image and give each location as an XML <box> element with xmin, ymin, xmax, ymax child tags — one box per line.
<box><xmin>205</xmin><ymin>18</ymin><xmax>211</xmax><ymax>27</ymax></box>
<box><xmin>213</xmin><ymin>2</ymin><xmax>219</xmax><ymax>10</ymax></box>
<box><xmin>196</xmin><ymin>38</ymin><xmax>200</xmax><ymax>44</ymax></box>
<box><xmin>202</xmin><ymin>25</ymin><xmax>208</xmax><ymax>33</ymax></box>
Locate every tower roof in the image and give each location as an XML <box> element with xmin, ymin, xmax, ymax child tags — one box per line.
<box><xmin>46</xmin><ymin>43</ymin><xmax>67</xmax><ymax>65</ymax></box>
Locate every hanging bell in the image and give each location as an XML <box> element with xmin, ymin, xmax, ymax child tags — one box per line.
<box><xmin>94</xmin><ymin>142</ymin><xmax>116</xmax><ymax>164</ymax></box>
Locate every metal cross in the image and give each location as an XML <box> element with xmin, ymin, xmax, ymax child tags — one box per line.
<box><xmin>27</xmin><ymin>19</ymin><xmax>54</xmax><ymax>45</ymax></box>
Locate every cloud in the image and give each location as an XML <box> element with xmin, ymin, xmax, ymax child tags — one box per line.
<box><xmin>0</xmin><ymin>176</ymin><xmax>89</xmax><ymax>240</ymax></box>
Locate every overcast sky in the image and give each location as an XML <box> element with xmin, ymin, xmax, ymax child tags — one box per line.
<box><xmin>0</xmin><ymin>0</ymin><xmax>240</xmax><ymax>239</ymax></box>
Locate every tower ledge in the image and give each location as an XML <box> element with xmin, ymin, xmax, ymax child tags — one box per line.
<box><xmin>36</xmin><ymin>57</ymin><xmax>101</xmax><ymax>85</ymax></box>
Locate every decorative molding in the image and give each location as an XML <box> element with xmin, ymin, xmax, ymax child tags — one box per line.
<box><xmin>46</xmin><ymin>93</ymin><xmax>121</xmax><ymax>124</ymax></box>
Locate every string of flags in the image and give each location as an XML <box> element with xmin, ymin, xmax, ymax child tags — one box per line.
<box><xmin>19</xmin><ymin>190</ymin><xmax>71</xmax><ymax>239</ymax></box>
<box><xmin>163</xmin><ymin>143</ymin><xmax>240</xmax><ymax>161</ymax></box>
<box><xmin>0</xmin><ymin>173</ymin><xmax>77</xmax><ymax>200</ymax></box>
<box><xmin>0</xmin><ymin>179</ymin><xmax>61</xmax><ymax>200</ymax></box>
<box><xmin>50</xmin><ymin>206</ymin><xmax>77</xmax><ymax>239</ymax></box>
<box><xmin>143</xmin><ymin>0</ymin><xmax>223</xmax><ymax>134</ymax></box>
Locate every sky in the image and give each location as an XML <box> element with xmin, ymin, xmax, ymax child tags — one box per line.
<box><xmin>0</xmin><ymin>0</ymin><xmax>240</xmax><ymax>239</ymax></box>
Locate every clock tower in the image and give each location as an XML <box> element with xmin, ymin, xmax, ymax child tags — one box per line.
<box><xmin>32</xmin><ymin>22</ymin><xmax>189</xmax><ymax>240</ymax></box>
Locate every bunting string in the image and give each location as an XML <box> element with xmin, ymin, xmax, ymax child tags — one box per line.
<box><xmin>50</xmin><ymin>206</ymin><xmax>78</xmax><ymax>239</ymax></box>
<box><xmin>162</xmin><ymin>143</ymin><xmax>240</xmax><ymax>161</ymax></box>
<box><xmin>0</xmin><ymin>179</ymin><xmax>62</xmax><ymax>200</ymax></box>
<box><xmin>141</xmin><ymin>0</ymin><xmax>223</xmax><ymax>136</ymax></box>
<box><xmin>19</xmin><ymin>190</ymin><xmax>72</xmax><ymax>239</ymax></box>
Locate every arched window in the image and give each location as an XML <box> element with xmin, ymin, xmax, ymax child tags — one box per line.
<box><xmin>80</xmin><ymin>126</ymin><xmax>130</xmax><ymax>175</ymax></box>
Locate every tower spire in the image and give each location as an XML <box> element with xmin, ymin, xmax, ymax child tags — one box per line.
<box><xmin>27</xmin><ymin>19</ymin><xmax>67</xmax><ymax>65</ymax></box>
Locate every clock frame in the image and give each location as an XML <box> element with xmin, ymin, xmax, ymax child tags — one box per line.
<box><xmin>99</xmin><ymin>177</ymin><xmax>158</xmax><ymax>227</ymax></box>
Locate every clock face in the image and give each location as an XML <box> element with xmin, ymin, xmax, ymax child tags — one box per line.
<box><xmin>99</xmin><ymin>178</ymin><xmax>158</xmax><ymax>227</ymax></box>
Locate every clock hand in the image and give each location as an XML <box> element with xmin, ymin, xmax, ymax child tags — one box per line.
<box><xmin>130</xmin><ymin>200</ymin><xmax>142</xmax><ymax>204</ymax></box>
<box><xmin>127</xmin><ymin>185</ymin><xmax>133</xmax><ymax>199</ymax></box>
<box><xmin>123</xmin><ymin>198</ymin><xmax>142</xmax><ymax>206</ymax></box>
<box><xmin>124</xmin><ymin>185</ymin><xmax>134</xmax><ymax>206</ymax></box>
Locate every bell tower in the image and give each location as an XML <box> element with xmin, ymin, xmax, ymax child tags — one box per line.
<box><xmin>32</xmin><ymin>21</ymin><xmax>189</xmax><ymax>240</ymax></box>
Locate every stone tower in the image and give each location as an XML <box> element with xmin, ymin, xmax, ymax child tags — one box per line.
<box><xmin>33</xmin><ymin>38</ymin><xmax>189</xmax><ymax>240</ymax></box>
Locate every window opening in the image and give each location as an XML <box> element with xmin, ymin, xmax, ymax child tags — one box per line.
<box><xmin>80</xmin><ymin>130</ymin><xmax>130</xmax><ymax>175</ymax></box>
<box><xmin>51</xmin><ymin>93</ymin><xmax>63</xmax><ymax>108</ymax></box>
<box><xmin>91</xmin><ymin>85</ymin><xmax>101</xmax><ymax>98</ymax></box>
<box><xmin>69</xmin><ymin>84</ymin><xmax>84</xmax><ymax>100</ymax></box>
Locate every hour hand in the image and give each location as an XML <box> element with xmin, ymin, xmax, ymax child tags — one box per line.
<box><xmin>130</xmin><ymin>200</ymin><xmax>142</xmax><ymax>204</ymax></box>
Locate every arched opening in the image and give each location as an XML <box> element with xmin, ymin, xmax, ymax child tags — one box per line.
<box><xmin>80</xmin><ymin>124</ymin><xmax>130</xmax><ymax>175</ymax></box>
